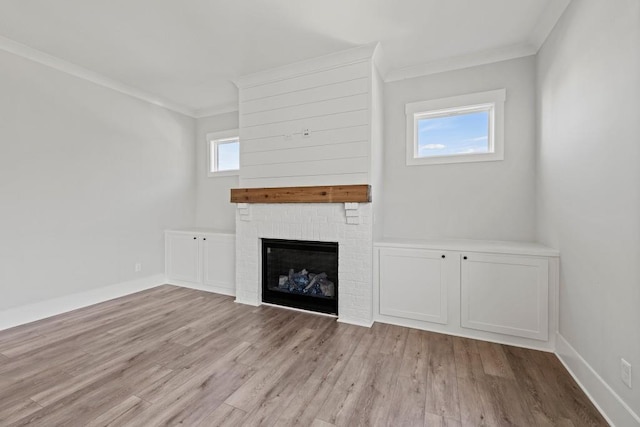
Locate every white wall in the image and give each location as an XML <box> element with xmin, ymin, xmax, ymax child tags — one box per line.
<box><xmin>0</xmin><ymin>49</ymin><xmax>196</xmax><ymax>311</ymax></box>
<box><xmin>194</xmin><ymin>111</ymin><xmax>239</xmax><ymax>231</ymax></box>
<box><xmin>382</xmin><ymin>56</ymin><xmax>537</xmax><ymax>241</ymax></box>
<box><xmin>537</xmin><ymin>0</ymin><xmax>640</xmax><ymax>423</ymax></box>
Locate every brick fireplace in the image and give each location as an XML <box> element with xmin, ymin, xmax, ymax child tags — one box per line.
<box><xmin>234</xmin><ymin>199</ymin><xmax>373</xmax><ymax>326</ymax></box>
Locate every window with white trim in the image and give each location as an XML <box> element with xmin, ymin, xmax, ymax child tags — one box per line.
<box><xmin>207</xmin><ymin>130</ymin><xmax>239</xmax><ymax>176</ymax></box>
<box><xmin>406</xmin><ymin>89</ymin><xmax>506</xmax><ymax>166</ymax></box>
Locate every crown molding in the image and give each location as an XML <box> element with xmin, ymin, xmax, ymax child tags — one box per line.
<box><xmin>193</xmin><ymin>104</ymin><xmax>238</xmax><ymax>119</ymax></box>
<box><xmin>384</xmin><ymin>1</ymin><xmax>571</xmax><ymax>83</ymax></box>
<box><xmin>384</xmin><ymin>42</ymin><xmax>537</xmax><ymax>83</ymax></box>
<box><xmin>0</xmin><ymin>35</ymin><xmax>197</xmax><ymax>117</ymax></box>
<box><xmin>529</xmin><ymin>0</ymin><xmax>572</xmax><ymax>49</ymax></box>
<box><xmin>371</xmin><ymin>42</ymin><xmax>390</xmax><ymax>80</ymax></box>
<box><xmin>234</xmin><ymin>42</ymin><xmax>379</xmax><ymax>89</ymax></box>
<box><xmin>1</xmin><ymin>0</ymin><xmax>570</xmax><ymax>119</ymax></box>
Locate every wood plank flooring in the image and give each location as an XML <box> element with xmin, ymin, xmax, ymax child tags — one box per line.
<box><xmin>0</xmin><ymin>285</ymin><xmax>607</xmax><ymax>426</ymax></box>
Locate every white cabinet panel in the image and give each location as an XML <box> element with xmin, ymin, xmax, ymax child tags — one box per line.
<box><xmin>166</xmin><ymin>233</ymin><xmax>200</xmax><ymax>283</ymax></box>
<box><xmin>379</xmin><ymin>248</ymin><xmax>448</xmax><ymax>324</ymax></box>
<box><xmin>461</xmin><ymin>253</ymin><xmax>548</xmax><ymax>341</ymax></box>
<box><xmin>374</xmin><ymin>239</ymin><xmax>558</xmax><ymax>351</ymax></box>
<box><xmin>166</xmin><ymin>231</ymin><xmax>235</xmax><ymax>296</ymax></box>
<box><xmin>202</xmin><ymin>234</ymin><xmax>235</xmax><ymax>293</ymax></box>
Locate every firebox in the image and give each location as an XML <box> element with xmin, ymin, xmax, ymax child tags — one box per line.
<box><xmin>262</xmin><ymin>238</ymin><xmax>338</xmax><ymax>315</ymax></box>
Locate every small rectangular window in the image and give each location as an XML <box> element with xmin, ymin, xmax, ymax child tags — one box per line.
<box><xmin>406</xmin><ymin>89</ymin><xmax>505</xmax><ymax>166</ymax></box>
<box><xmin>417</xmin><ymin>107</ymin><xmax>490</xmax><ymax>157</ymax></box>
<box><xmin>207</xmin><ymin>130</ymin><xmax>240</xmax><ymax>177</ymax></box>
<box><xmin>212</xmin><ymin>137</ymin><xmax>239</xmax><ymax>172</ymax></box>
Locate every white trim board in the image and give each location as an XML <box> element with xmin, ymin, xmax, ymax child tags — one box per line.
<box><xmin>529</xmin><ymin>0</ymin><xmax>572</xmax><ymax>49</ymax></box>
<box><xmin>0</xmin><ymin>274</ymin><xmax>165</xmax><ymax>332</ymax></box>
<box><xmin>385</xmin><ymin>43</ymin><xmax>537</xmax><ymax>82</ymax></box>
<box><xmin>374</xmin><ymin>314</ymin><xmax>554</xmax><ymax>353</ymax></box>
<box><xmin>194</xmin><ymin>105</ymin><xmax>239</xmax><ymax>119</ymax></box>
<box><xmin>0</xmin><ymin>35</ymin><xmax>196</xmax><ymax>117</ymax></box>
<box><xmin>556</xmin><ymin>333</ymin><xmax>640</xmax><ymax>427</ymax></box>
<box><xmin>166</xmin><ymin>280</ymin><xmax>236</xmax><ymax>298</ymax></box>
<box><xmin>337</xmin><ymin>317</ymin><xmax>374</xmax><ymax>328</ymax></box>
<box><xmin>383</xmin><ymin>0</ymin><xmax>571</xmax><ymax>83</ymax></box>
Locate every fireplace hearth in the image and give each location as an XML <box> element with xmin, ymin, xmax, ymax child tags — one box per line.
<box><xmin>262</xmin><ymin>238</ymin><xmax>338</xmax><ymax>315</ymax></box>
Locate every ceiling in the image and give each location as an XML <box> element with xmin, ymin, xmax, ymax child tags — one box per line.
<box><xmin>0</xmin><ymin>0</ymin><xmax>570</xmax><ymax>117</ymax></box>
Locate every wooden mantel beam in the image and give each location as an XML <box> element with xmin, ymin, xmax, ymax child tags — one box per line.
<box><xmin>230</xmin><ymin>185</ymin><xmax>371</xmax><ymax>204</ymax></box>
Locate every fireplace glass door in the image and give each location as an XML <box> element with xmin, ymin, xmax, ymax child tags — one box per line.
<box><xmin>262</xmin><ymin>238</ymin><xmax>338</xmax><ymax>315</ymax></box>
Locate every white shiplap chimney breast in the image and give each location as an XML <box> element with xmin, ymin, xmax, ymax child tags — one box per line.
<box><xmin>235</xmin><ymin>43</ymin><xmax>380</xmax><ymax>188</ymax></box>
<box><xmin>233</xmin><ymin>44</ymin><xmax>384</xmax><ymax>326</ymax></box>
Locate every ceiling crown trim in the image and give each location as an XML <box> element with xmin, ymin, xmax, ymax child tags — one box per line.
<box><xmin>0</xmin><ymin>0</ymin><xmax>570</xmax><ymax>119</ymax></box>
<box><xmin>385</xmin><ymin>42</ymin><xmax>537</xmax><ymax>83</ymax></box>
<box><xmin>529</xmin><ymin>0</ymin><xmax>572</xmax><ymax>49</ymax></box>
<box><xmin>0</xmin><ymin>35</ymin><xmax>197</xmax><ymax>118</ymax></box>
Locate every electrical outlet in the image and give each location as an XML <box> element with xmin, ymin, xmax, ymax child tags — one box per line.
<box><xmin>302</xmin><ymin>128</ymin><xmax>311</xmax><ymax>137</ymax></box>
<box><xmin>621</xmin><ymin>358</ymin><xmax>632</xmax><ymax>388</ymax></box>
<box><xmin>135</xmin><ymin>262</ymin><xmax>142</xmax><ymax>273</ymax></box>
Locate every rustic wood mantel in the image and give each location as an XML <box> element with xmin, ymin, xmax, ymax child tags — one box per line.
<box><xmin>230</xmin><ymin>184</ymin><xmax>371</xmax><ymax>204</ymax></box>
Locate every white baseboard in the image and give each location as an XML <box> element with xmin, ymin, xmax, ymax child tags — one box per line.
<box><xmin>234</xmin><ymin>297</ymin><xmax>261</xmax><ymax>307</ymax></box>
<box><xmin>373</xmin><ymin>314</ymin><xmax>554</xmax><ymax>353</ymax></box>
<box><xmin>337</xmin><ymin>317</ymin><xmax>374</xmax><ymax>328</ymax></box>
<box><xmin>0</xmin><ymin>274</ymin><xmax>166</xmax><ymax>332</ymax></box>
<box><xmin>555</xmin><ymin>333</ymin><xmax>640</xmax><ymax>427</ymax></box>
<box><xmin>166</xmin><ymin>280</ymin><xmax>236</xmax><ymax>297</ymax></box>
<box><xmin>6</xmin><ymin>277</ymin><xmax>636</xmax><ymax>426</ymax></box>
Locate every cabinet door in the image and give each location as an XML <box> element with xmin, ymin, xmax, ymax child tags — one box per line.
<box><xmin>166</xmin><ymin>233</ymin><xmax>201</xmax><ymax>283</ymax></box>
<box><xmin>379</xmin><ymin>248</ymin><xmax>448</xmax><ymax>324</ymax></box>
<box><xmin>461</xmin><ymin>253</ymin><xmax>548</xmax><ymax>340</ymax></box>
<box><xmin>202</xmin><ymin>234</ymin><xmax>236</xmax><ymax>294</ymax></box>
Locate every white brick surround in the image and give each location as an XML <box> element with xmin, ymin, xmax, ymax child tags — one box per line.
<box><xmin>235</xmin><ymin>203</ymin><xmax>373</xmax><ymax>326</ymax></box>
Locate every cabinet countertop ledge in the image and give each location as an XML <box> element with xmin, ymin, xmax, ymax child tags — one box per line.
<box><xmin>374</xmin><ymin>238</ymin><xmax>559</xmax><ymax>257</ymax></box>
<box><xmin>165</xmin><ymin>228</ymin><xmax>235</xmax><ymax>236</ymax></box>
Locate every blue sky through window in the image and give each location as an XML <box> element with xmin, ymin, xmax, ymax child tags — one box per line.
<box><xmin>216</xmin><ymin>139</ymin><xmax>239</xmax><ymax>171</ymax></box>
<box><xmin>417</xmin><ymin>110</ymin><xmax>489</xmax><ymax>157</ymax></box>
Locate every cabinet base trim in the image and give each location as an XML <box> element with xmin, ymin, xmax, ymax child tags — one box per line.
<box><xmin>337</xmin><ymin>317</ymin><xmax>374</xmax><ymax>328</ymax></box>
<box><xmin>461</xmin><ymin>320</ymin><xmax>548</xmax><ymax>341</ymax></box>
<box><xmin>373</xmin><ymin>314</ymin><xmax>555</xmax><ymax>353</ymax></box>
<box><xmin>0</xmin><ymin>274</ymin><xmax>166</xmax><ymax>332</ymax></box>
<box><xmin>235</xmin><ymin>297</ymin><xmax>261</xmax><ymax>307</ymax></box>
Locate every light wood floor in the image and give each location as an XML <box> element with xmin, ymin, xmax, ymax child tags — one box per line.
<box><xmin>0</xmin><ymin>285</ymin><xmax>607</xmax><ymax>426</ymax></box>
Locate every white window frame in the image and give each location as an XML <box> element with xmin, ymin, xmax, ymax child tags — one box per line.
<box><xmin>207</xmin><ymin>129</ymin><xmax>239</xmax><ymax>177</ymax></box>
<box><xmin>405</xmin><ymin>89</ymin><xmax>506</xmax><ymax>166</ymax></box>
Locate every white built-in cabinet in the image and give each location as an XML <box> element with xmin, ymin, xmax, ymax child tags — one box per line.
<box><xmin>460</xmin><ymin>252</ymin><xmax>549</xmax><ymax>341</ymax></box>
<box><xmin>374</xmin><ymin>239</ymin><xmax>559</xmax><ymax>350</ymax></box>
<box><xmin>165</xmin><ymin>229</ymin><xmax>236</xmax><ymax>296</ymax></box>
<box><xmin>379</xmin><ymin>248</ymin><xmax>449</xmax><ymax>324</ymax></box>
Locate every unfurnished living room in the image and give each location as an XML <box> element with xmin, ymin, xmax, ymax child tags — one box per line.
<box><xmin>0</xmin><ymin>1</ymin><xmax>638</xmax><ymax>426</ymax></box>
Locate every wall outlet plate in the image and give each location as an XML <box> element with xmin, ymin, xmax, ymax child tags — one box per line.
<box><xmin>621</xmin><ymin>358</ymin><xmax>632</xmax><ymax>388</ymax></box>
